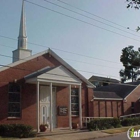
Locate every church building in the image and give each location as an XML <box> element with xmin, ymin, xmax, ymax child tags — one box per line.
<box><xmin>0</xmin><ymin>1</ymin><xmax>94</xmax><ymax>132</ymax></box>
<box><xmin>1</xmin><ymin>0</ymin><xmax>140</xmax><ymax>133</ymax></box>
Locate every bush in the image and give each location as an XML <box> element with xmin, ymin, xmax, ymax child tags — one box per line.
<box><xmin>121</xmin><ymin>118</ymin><xmax>140</xmax><ymax>126</ymax></box>
<box><xmin>0</xmin><ymin>124</ymin><xmax>36</xmax><ymax>138</ymax></box>
<box><xmin>87</xmin><ymin>118</ymin><xmax>121</xmax><ymax>131</ymax></box>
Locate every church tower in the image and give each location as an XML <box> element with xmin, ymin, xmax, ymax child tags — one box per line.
<box><xmin>13</xmin><ymin>0</ymin><xmax>32</xmax><ymax>62</ymax></box>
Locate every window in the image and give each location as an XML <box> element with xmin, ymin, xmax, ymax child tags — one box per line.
<box><xmin>131</xmin><ymin>102</ymin><xmax>135</xmax><ymax>108</ymax></box>
<box><xmin>71</xmin><ymin>88</ymin><xmax>79</xmax><ymax>116</ymax></box>
<box><xmin>8</xmin><ymin>83</ymin><xmax>21</xmax><ymax>117</ymax></box>
<box><xmin>131</xmin><ymin>102</ymin><xmax>135</xmax><ymax>113</ymax></box>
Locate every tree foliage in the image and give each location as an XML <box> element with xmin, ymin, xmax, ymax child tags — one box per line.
<box><xmin>126</xmin><ymin>0</ymin><xmax>140</xmax><ymax>9</ymax></box>
<box><xmin>120</xmin><ymin>46</ymin><xmax>140</xmax><ymax>82</ymax></box>
<box><xmin>126</xmin><ymin>0</ymin><xmax>140</xmax><ymax>31</ymax></box>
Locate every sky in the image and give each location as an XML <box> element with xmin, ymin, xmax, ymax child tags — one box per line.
<box><xmin>1</xmin><ymin>0</ymin><xmax>140</xmax><ymax>81</ymax></box>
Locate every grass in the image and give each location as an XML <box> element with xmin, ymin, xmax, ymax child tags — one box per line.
<box><xmin>0</xmin><ymin>137</ymin><xmax>50</xmax><ymax>140</ymax></box>
<box><xmin>0</xmin><ymin>137</ymin><xmax>17</xmax><ymax>140</ymax></box>
<box><xmin>102</xmin><ymin>125</ymin><xmax>140</xmax><ymax>134</ymax></box>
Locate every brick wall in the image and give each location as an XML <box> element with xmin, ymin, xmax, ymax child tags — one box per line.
<box><xmin>0</xmin><ymin>53</ymin><xmax>91</xmax><ymax>129</ymax></box>
<box><xmin>123</xmin><ymin>85</ymin><xmax>140</xmax><ymax>115</ymax></box>
<box><xmin>56</xmin><ymin>86</ymin><xmax>69</xmax><ymax>127</ymax></box>
<box><xmin>92</xmin><ymin>100</ymin><xmax>122</xmax><ymax>118</ymax></box>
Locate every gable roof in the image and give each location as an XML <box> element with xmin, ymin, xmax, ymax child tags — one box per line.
<box><xmin>94</xmin><ymin>83</ymin><xmax>138</xmax><ymax>98</ymax></box>
<box><xmin>89</xmin><ymin>75</ymin><xmax>120</xmax><ymax>83</ymax></box>
<box><xmin>25</xmin><ymin>65</ymin><xmax>82</xmax><ymax>85</ymax></box>
<box><xmin>94</xmin><ymin>91</ymin><xmax>122</xmax><ymax>100</ymax></box>
<box><xmin>0</xmin><ymin>49</ymin><xmax>94</xmax><ymax>88</ymax></box>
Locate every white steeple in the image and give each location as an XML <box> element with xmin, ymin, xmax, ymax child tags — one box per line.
<box><xmin>13</xmin><ymin>0</ymin><xmax>32</xmax><ymax>62</ymax></box>
<box><xmin>18</xmin><ymin>0</ymin><xmax>27</xmax><ymax>49</ymax></box>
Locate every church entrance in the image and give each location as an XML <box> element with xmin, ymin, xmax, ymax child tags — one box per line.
<box><xmin>39</xmin><ymin>86</ymin><xmax>57</xmax><ymax>128</ymax></box>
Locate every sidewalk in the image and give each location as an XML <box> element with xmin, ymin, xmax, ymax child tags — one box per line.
<box><xmin>20</xmin><ymin>129</ymin><xmax>112</xmax><ymax>140</ymax></box>
<box><xmin>40</xmin><ymin>130</ymin><xmax>111</xmax><ymax>140</ymax></box>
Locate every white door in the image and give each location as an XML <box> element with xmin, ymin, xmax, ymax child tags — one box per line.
<box><xmin>40</xmin><ymin>86</ymin><xmax>56</xmax><ymax>128</ymax></box>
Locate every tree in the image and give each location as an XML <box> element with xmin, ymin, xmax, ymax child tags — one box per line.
<box><xmin>126</xmin><ymin>0</ymin><xmax>140</xmax><ymax>31</ymax></box>
<box><xmin>120</xmin><ymin>46</ymin><xmax>140</xmax><ymax>82</ymax></box>
<box><xmin>126</xmin><ymin>0</ymin><xmax>140</xmax><ymax>9</ymax></box>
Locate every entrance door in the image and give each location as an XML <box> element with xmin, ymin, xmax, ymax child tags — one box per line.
<box><xmin>40</xmin><ymin>86</ymin><xmax>56</xmax><ymax>128</ymax></box>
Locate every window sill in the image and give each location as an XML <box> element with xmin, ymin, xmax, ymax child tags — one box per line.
<box><xmin>7</xmin><ymin>117</ymin><xmax>21</xmax><ymax>120</ymax></box>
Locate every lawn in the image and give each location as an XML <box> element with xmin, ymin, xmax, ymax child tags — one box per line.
<box><xmin>0</xmin><ymin>137</ymin><xmax>16</xmax><ymax>140</ymax></box>
<box><xmin>102</xmin><ymin>125</ymin><xmax>140</xmax><ymax>134</ymax></box>
<box><xmin>0</xmin><ymin>137</ymin><xmax>50</xmax><ymax>140</ymax></box>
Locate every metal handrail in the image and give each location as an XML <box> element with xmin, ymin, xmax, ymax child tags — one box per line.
<box><xmin>82</xmin><ymin>117</ymin><xmax>113</xmax><ymax>127</ymax></box>
<box><xmin>120</xmin><ymin>113</ymin><xmax>140</xmax><ymax>119</ymax></box>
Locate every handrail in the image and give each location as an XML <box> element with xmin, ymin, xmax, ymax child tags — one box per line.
<box><xmin>120</xmin><ymin>113</ymin><xmax>140</xmax><ymax>119</ymax></box>
<box><xmin>82</xmin><ymin>117</ymin><xmax>113</xmax><ymax>127</ymax></box>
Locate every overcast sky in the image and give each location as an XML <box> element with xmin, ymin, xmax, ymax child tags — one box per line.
<box><xmin>1</xmin><ymin>0</ymin><xmax>140</xmax><ymax>80</ymax></box>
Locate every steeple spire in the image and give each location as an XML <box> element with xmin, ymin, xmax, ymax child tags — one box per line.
<box><xmin>18</xmin><ymin>0</ymin><xmax>27</xmax><ymax>49</ymax></box>
<box><xmin>13</xmin><ymin>0</ymin><xmax>32</xmax><ymax>62</ymax></box>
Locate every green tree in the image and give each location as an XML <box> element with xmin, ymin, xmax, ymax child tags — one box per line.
<box><xmin>126</xmin><ymin>0</ymin><xmax>140</xmax><ymax>31</ymax></box>
<box><xmin>120</xmin><ymin>46</ymin><xmax>140</xmax><ymax>82</ymax></box>
<box><xmin>126</xmin><ymin>0</ymin><xmax>140</xmax><ymax>9</ymax></box>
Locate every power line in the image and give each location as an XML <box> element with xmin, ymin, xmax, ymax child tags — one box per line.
<box><xmin>0</xmin><ymin>44</ymin><xmax>15</xmax><ymax>49</ymax></box>
<box><xmin>1</xmin><ymin>34</ymin><xmax>140</xmax><ymax>69</ymax></box>
<box><xmin>0</xmin><ymin>34</ymin><xmax>121</xmax><ymax>64</ymax></box>
<box><xmin>0</xmin><ymin>51</ymin><xmax>122</xmax><ymax>71</ymax></box>
<box><xmin>24</xmin><ymin>1</ymin><xmax>140</xmax><ymax>43</ymax></box>
<box><xmin>57</xmin><ymin>0</ymin><xmax>137</xmax><ymax>33</ymax></box>
<box><xmin>1</xmin><ymin>62</ymin><xmax>138</xmax><ymax>87</ymax></box>
<box><xmin>64</xmin><ymin>58</ymin><xmax>120</xmax><ymax>69</ymax></box>
<box><xmin>0</xmin><ymin>52</ymin><xmax>120</xmax><ymax>79</ymax></box>
<box><xmin>0</xmin><ymin>61</ymin><xmax>119</xmax><ymax>81</ymax></box>
<box><xmin>77</xmin><ymin>69</ymin><xmax>120</xmax><ymax>79</ymax></box>
<box><xmin>43</xmin><ymin>0</ymin><xmax>140</xmax><ymax>38</ymax></box>
<box><xmin>0</xmin><ymin>51</ymin><xmax>139</xmax><ymax>86</ymax></box>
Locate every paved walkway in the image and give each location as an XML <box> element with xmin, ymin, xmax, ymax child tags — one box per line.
<box><xmin>41</xmin><ymin>130</ymin><xmax>111</xmax><ymax>140</ymax></box>
<box><xmin>20</xmin><ymin>129</ymin><xmax>112</xmax><ymax>140</ymax></box>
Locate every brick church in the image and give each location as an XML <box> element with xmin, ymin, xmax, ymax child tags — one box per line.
<box><xmin>0</xmin><ymin>0</ymin><xmax>140</xmax><ymax>133</ymax></box>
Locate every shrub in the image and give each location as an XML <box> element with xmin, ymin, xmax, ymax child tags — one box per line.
<box><xmin>87</xmin><ymin>118</ymin><xmax>121</xmax><ymax>131</ymax></box>
<box><xmin>121</xmin><ymin>118</ymin><xmax>140</xmax><ymax>126</ymax></box>
<box><xmin>0</xmin><ymin>124</ymin><xmax>36</xmax><ymax>138</ymax></box>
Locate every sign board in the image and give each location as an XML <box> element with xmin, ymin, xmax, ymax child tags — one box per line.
<box><xmin>58</xmin><ymin>106</ymin><xmax>68</xmax><ymax>116</ymax></box>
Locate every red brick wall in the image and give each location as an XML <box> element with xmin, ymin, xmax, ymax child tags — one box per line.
<box><xmin>56</xmin><ymin>86</ymin><xmax>69</xmax><ymax>127</ymax></box>
<box><xmin>87</xmin><ymin>88</ymin><xmax>94</xmax><ymax>117</ymax></box>
<box><xmin>106</xmin><ymin>101</ymin><xmax>112</xmax><ymax>117</ymax></box>
<box><xmin>100</xmin><ymin>101</ymin><xmax>105</xmax><ymax>117</ymax></box>
<box><xmin>92</xmin><ymin>100</ymin><xmax>122</xmax><ymax>118</ymax></box>
<box><xmin>123</xmin><ymin>86</ymin><xmax>140</xmax><ymax>115</ymax></box>
<box><xmin>0</xmin><ymin>53</ymin><xmax>93</xmax><ymax>129</ymax></box>
<box><xmin>0</xmin><ymin>83</ymin><xmax>37</xmax><ymax>128</ymax></box>
<box><xmin>0</xmin><ymin>54</ymin><xmax>59</xmax><ymax>128</ymax></box>
<box><xmin>56</xmin><ymin>85</ymin><xmax>89</xmax><ymax>127</ymax></box>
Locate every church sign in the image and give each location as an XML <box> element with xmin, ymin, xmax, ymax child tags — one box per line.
<box><xmin>58</xmin><ymin>106</ymin><xmax>68</xmax><ymax>116</ymax></box>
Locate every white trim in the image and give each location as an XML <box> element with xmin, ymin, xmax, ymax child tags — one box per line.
<box><xmin>0</xmin><ymin>48</ymin><xmax>94</xmax><ymax>87</ymax></box>
<box><xmin>124</xmin><ymin>84</ymin><xmax>140</xmax><ymax>99</ymax></box>
<box><xmin>94</xmin><ymin>97</ymin><xmax>123</xmax><ymax>100</ymax></box>
<box><xmin>38</xmin><ymin>79</ymin><xmax>81</xmax><ymax>85</ymax></box>
<box><xmin>37</xmin><ymin>81</ymin><xmax>40</xmax><ymax>133</ymax></box>
<box><xmin>87</xmin><ymin>85</ymin><xmax>95</xmax><ymax>88</ymax></box>
<box><xmin>69</xmin><ymin>85</ymin><xmax>72</xmax><ymax>130</ymax></box>
<box><xmin>79</xmin><ymin>85</ymin><xmax>82</xmax><ymax>128</ymax></box>
<box><xmin>49</xmin><ymin>49</ymin><xmax>94</xmax><ymax>88</ymax></box>
<box><xmin>26</xmin><ymin>78</ymin><xmax>82</xmax><ymax>85</ymax></box>
<box><xmin>50</xmin><ymin>83</ymin><xmax>53</xmax><ymax>132</ymax></box>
